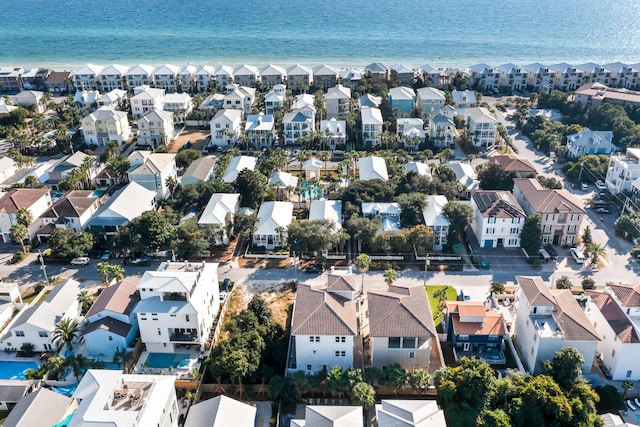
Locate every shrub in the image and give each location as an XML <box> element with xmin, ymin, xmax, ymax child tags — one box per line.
<box><xmin>581</xmin><ymin>278</ymin><xmax>596</xmax><ymax>290</ymax></box>
<box><xmin>34</xmin><ymin>284</ymin><xmax>45</xmax><ymax>294</ymax></box>
<box><xmin>555</xmin><ymin>275</ymin><xmax>573</xmax><ymax>289</ymax></box>
<box><xmin>595</xmin><ymin>385</ymin><xmax>625</xmax><ymax>412</ymax></box>
<box><xmin>11</xmin><ymin>251</ymin><xmax>24</xmax><ymax>263</ymax></box>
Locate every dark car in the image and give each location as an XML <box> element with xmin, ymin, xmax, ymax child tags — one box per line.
<box><xmin>304</xmin><ymin>263</ymin><xmax>325</xmax><ymax>274</ymax></box>
<box><xmin>220</xmin><ymin>278</ymin><xmax>231</xmax><ymax>291</ymax></box>
<box><xmin>544</xmin><ymin>244</ymin><xmax>559</xmax><ymax>261</ymax></box>
<box><xmin>596</xmin><ymin>207</ymin><xmax>611</xmax><ymax>214</ymax></box>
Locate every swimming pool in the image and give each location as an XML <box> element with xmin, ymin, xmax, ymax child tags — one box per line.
<box><xmin>145</xmin><ymin>353</ymin><xmax>190</xmax><ymax>369</ymax></box>
<box><xmin>52</xmin><ymin>383</ymin><xmax>78</xmax><ymax>397</ymax></box>
<box><xmin>300</xmin><ymin>183</ymin><xmax>322</xmax><ymax>201</ymax></box>
<box><xmin>0</xmin><ymin>361</ymin><xmax>39</xmax><ymax>380</ymax></box>
<box><xmin>91</xmin><ymin>189</ymin><xmax>107</xmax><ymax>198</ymax></box>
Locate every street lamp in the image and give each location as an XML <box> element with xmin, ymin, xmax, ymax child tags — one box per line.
<box><xmin>423</xmin><ymin>253</ymin><xmax>430</xmax><ymax>287</ymax></box>
<box><xmin>38</xmin><ymin>249</ymin><xmax>49</xmax><ymax>284</ymax></box>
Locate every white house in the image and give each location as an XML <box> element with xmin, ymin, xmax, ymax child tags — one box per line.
<box><xmin>153</xmin><ymin>64</ymin><xmax>180</xmax><ymax>92</ymax></box>
<box><xmin>97</xmin><ymin>89</ymin><xmax>127</xmax><ymax>109</ymax></box>
<box><xmin>416</xmin><ymin>87</ymin><xmax>446</xmax><ymax>117</ymax></box>
<box><xmin>82</xmin><ymin>106</ymin><xmax>130</xmax><ymax>146</ymax></box>
<box><xmin>245</xmin><ymin>113</ymin><xmax>276</xmax><ymax>148</ymax></box>
<box><xmin>180</xmin><ymin>156</ymin><xmax>216</xmax><ymax>187</ymax></box>
<box><xmin>576</xmin><ymin>63</ymin><xmax>612</xmax><ymax>85</ymax></box>
<box><xmin>74</xmin><ymin>89</ymin><xmax>100</xmax><ymax>108</ymax></box>
<box><xmin>449</xmin><ymin>162</ymin><xmax>479</xmax><ymax>198</ymax></box>
<box><xmin>209</xmin><ymin>108</ymin><xmax>243</xmax><ymax>147</ymax></box>
<box><xmin>359</xmin><ymin>156</ymin><xmax>389</xmax><ymax>182</ymax></box>
<box><xmin>37</xmin><ymin>190</ymin><xmax>104</xmax><ymax>239</ymax></box>
<box><xmin>585</xmin><ymin>287</ymin><xmax>640</xmax><ymax>380</ymax></box>
<box><xmin>73</xmin><ymin>64</ymin><xmax>103</xmax><ymax>90</ymax></box>
<box><xmin>0</xmin><ymin>157</ymin><xmax>18</xmax><ymax>183</ymax></box>
<box><xmin>288</xmin><ymin>282</ymin><xmax>357</xmax><ymax>374</ymax></box>
<box><xmin>4</xmin><ymin>388</ymin><xmax>77</xmax><ymax>427</ymax></box>
<box><xmin>100</xmin><ymin>64</ymin><xmax>129</xmax><ymax>91</ymax></box>
<box><xmin>396</xmin><ymin>118</ymin><xmax>425</xmax><ymax>151</ymax></box>
<box><xmin>213</xmin><ymin>64</ymin><xmax>234</xmax><ymax>88</ymax></box>
<box><xmin>324</xmin><ymin>84</ymin><xmax>351</xmax><ymax>118</ymax></box>
<box><xmin>421</xmin><ymin>64</ymin><xmax>445</xmax><ymax>87</ymax></box>
<box><xmin>126</xmin><ymin>64</ymin><xmax>155</xmax><ymax>88</ymax></box>
<box><xmin>0</xmin><ymin>187</ymin><xmax>51</xmax><ymax>243</ymax></box>
<box><xmin>451</xmin><ymin>89</ymin><xmax>477</xmax><ymax>108</ymax></box>
<box><xmin>496</xmin><ymin>63</ymin><xmax>528</xmax><ymax>92</ymax></box>
<box><xmin>566</xmin><ymin>129</ymin><xmax>618</xmax><ymax>159</ymax></box>
<box><xmin>70</xmin><ymin>370</ymin><xmax>178</xmax><ymax>427</ymax></box>
<box><xmin>548</xmin><ymin>63</ymin><xmax>585</xmax><ymax>92</ymax></box>
<box><xmin>194</xmin><ymin>65</ymin><xmax>215</xmax><ymax>91</ymax></box>
<box><xmin>470</xmin><ymin>191</ymin><xmax>526</xmax><ymax>248</ymax></box>
<box><xmin>88</xmin><ymin>182</ymin><xmax>157</xmax><ymax>237</ymax></box>
<box><xmin>340</xmin><ymin>68</ymin><xmax>364</xmax><ymax>89</ymax></box>
<box><xmin>136</xmin><ymin>109</ymin><xmax>175</xmax><ymax>148</ymax></box>
<box><xmin>259</xmin><ymin>64</ymin><xmax>286</xmax><ymax>88</ymax></box>
<box><xmin>221</xmin><ymin>155</ymin><xmax>257</xmax><ymax>184</ymax></box>
<box><xmin>423</xmin><ymin>195</ymin><xmax>449</xmax><ymax>250</ymax></box>
<box><xmin>222</xmin><ymin>84</ymin><xmax>256</xmax><ymax>116</ymax></box>
<box><xmin>313</xmin><ymin>64</ymin><xmax>340</xmax><ymax>90</ymax></box>
<box><xmin>269</xmin><ymin>171</ymin><xmax>298</xmax><ymax>200</ymax></box>
<box><xmin>81</xmin><ymin>277</ymin><xmax>140</xmax><ymax>358</ymax></box>
<box><xmin>367</xmin><ymin>284</ymin><xmax>437</xmax><ymax>371</ymax></box>
<box><xmin>605</xmin><ymin>148</ymin><xmax>640</xmax><ymax>194</ymax></box>
<box><xmin>309</xmin><ymin>200</ymin><xmax>342</xmax><ymax>229</ymax></box>
<box><xmin>604</xmin><ymin>62</ymin><xmax>639</xmax><ymax>89</ymax></box>
<box><xmin>286</xmin><ymin>64</ymin><xmax>313</xmax><ymax>91</ymax></box>
<box><xmin>130</xmin><ymin>86</ymin><xmax>165</xmax><ymax>118</ymax></box>
<box><xmin>429</xmin><ymin>113</ymin><xmax>459</xmax><ymax>148</ymax></box>
<box><xmin>135</xmin><ymin>261</ymin><xmax>219</xmax><ymax>353</ymax></box>
<box><xmin>264</xmin><ymin>84</ymin><xmax>286</xmax><ymax>114</ymax></box>
<box><xmin>391</xmin><ymin>64</ymin><xmax>417</xmax><ymax>85</ymax></box>
<box><xmin>403</xmin><ymin>161</ymin><xmax>431</xmax><ymax>178</ymax></box>
<box><xmin>514</xmin><ymin>276</ymin><xmax>600</xmax><ymax>374</ymax></box>
<box><xmin>469</xmin><ymin>64</ymin><xmax>500</xmax><ymax>90</ymax></box>
<box><xmin>162</xmin><ymin>92</ymin><xmax>193</xmax><ymax>117</ymax></box>
<box><xmin>465</xmin><ymin>107</ymin><xmax>498</xmax><ymax>150</ymax></box>
<box><xmin>362</xmin><ymin>202</ymin><xmax>401</xmax><ymax>232</ymax></box>
<box><xmin>44</xmin><ymin>151</ymin><xmax>100</xmax><ymax>191</ymax></box>
<box><xmin>302</xmin><ymin>158</ymin><xmax>323</xmax><ymax>181</ymax></box>
<box><xmin>127</xmin><ymin>151</ymin><xmax>177</xmax><ymax>197</ymax></box>
<box><xmin>184</xmin><ymin>395</ymin><xmax>257</xmax><ymax>427</ymax></box>
<box><xmin>291</xmin><ymin>406</ymin><xmax>363</xmax><ymax>427</ymax></box>
<box><xmin>365</xmin><ymin>63</ymin><xmax>390</xmax><ymax>82</ymax></box>
<box><xmin>232</xmin><ymin>64</ymin><xmax>260</xmax><ymax>87</ymax></box>
<box><xmin>522</xmin><ymin>63</ymin><xmax>557</xmax><ymax>93</ymax></box>
<box><xmin>0</xmin><ymin>279</ymin><xmax>82</xmax><ymax>352</ymax></box>
<box><xmin>198</xmin><ymin>193</ymin><xmax>240</xmax><ymax>244</ymax></box>
<box><xmin>320</xmin><ymin>118</ymin><xmax>347</xmax><ymax>149</ymax></box>
<box><xmin>361</xmin><ymin>107</ymin><xmax>383</xmax><ymax>147</ymax></box>
<box><xmin>283</xmin><ymin>111</ymin><xmax>313</xmax><ymax>146</ymax></box>
<box><xmin>253</xmin><ymin>201</ymin><xmax>293</xmax><ymax>249</ymax></box>
<box><xmin>376</xmin><ymin>400</ymin><xmax>447</xmax><ymax>427</ymax></box>
<box><xmin>14</xmin><ymin>90</ymin><xmax>45</xmax><ymax>113</ymax></box>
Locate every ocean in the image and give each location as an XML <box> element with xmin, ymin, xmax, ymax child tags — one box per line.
<box><xmin>1</xmin><ymin>0</ymin><xmax>639</xmax><ymax>69</ymax></box>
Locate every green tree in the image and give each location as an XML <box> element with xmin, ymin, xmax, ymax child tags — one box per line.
<box><xmin>122</xmin><ymin>210</ymin><xmax>175</xmax><ymax>252</ymax></box>
<box><xmin>543</xmin><ymin>347</ymin><xmax>584</xmax><ymax>391</ymax></box>
<box><xmin>555</xmin><ymin>275</ymin><xmax>573</xmax><ymax>289</ymax></box>
<box><xmin>326</xmin><ymin>366</ymin><xmax>348</xmax><ymax>397</ymax></box>
<box><xmin>96</xmin><ymin>261</ymin><xmax>111</xmax><ymax>283</ymax></box>
<box><xmin>175</xmin><ymin>148</ymin><xmax>201</xmax><ymax>168</ymax></box>
<box><xmin>581</xmin><ymin>225</ymin><xmax>593</xmax><ymax>247</ymax></box>
<box><xmin>45</xmin><ymin>355</ymin><xmax>67</xmax><ymax>380</ymax></box>
<box><xmin>443</xmin><ymin>202</ymin><xmax>473</xmax><ymax>246</ymax></box>
<box><xmin>581</xmin><ymin>277</ymin><xmax>596</xmax><ymax>290</ymax></box>
<box><xmin>113</xmin><ymin>347</ymin><xmax>133</xmax><ymax>369</ymax></box>
<box><xmin>76</xmin><ymin>290</ymin><xmax>93</xmax><ymax>315</ymax></box>
<box><xmin>233</xmin><ymin>168</ymin><xmax>270</xmax><ymax>210</ymax></box>
<box><xmin>622</xmin><ymin>380</ymin><xmax>634</xmax><ymax>399</ymax></box>
<box><xmin>52</xmin><ymin>318</ymin><xmax>79</xmax><ymax>351</ymax></box>
<box><xmin>16</xmin><ymin>208</ymin><xmax>33</xmax><ymax>228</ymax></box>
<box><xmin>478</xmin><ymin>409</ymin><xmax>512</xmax><ymax>427</ymax></box>
<box><xmin>48</xmin><ymin>229</ymin><xmax>94</xmax><ymax>258</ymax></box>
<box><xmin>247</xmin><ymin>294</ymin><xmax>273</xmax><ymax>327</ymax></box>
<box><xmin>408</xmin><ymin>368</ymin><xmax>431</xmax><ymax>394</ymax></box>
<box><xmin>355</xmin><ymin>253</ymin><xmax>370</xmax><ymax>293</ymax></box>
<box><xmin>110</xmin><ymin>264</ymin><xmax>125</xmax><ymax>281</ymax></box>
<box><xmin>287</xmin><ymin>219</ymin><xmax>340</xmax><ymax>256</ymax></box>
<box><xmin>387</xmin><ymin>364</ymin><xmax>408</xmax><ymax>394</ymax></box>
<box><xmin>171</xmin><ymin>217</ymin><xmax>211</xmax><ymax>259</ymax></box>
<box><xmin>395</xmin><ymin>192</ymin><xmax>428</xmax><ymax>228</ymax></box>
<box><xmin>477</xmin><ymin>162</ymin><xmax>517</xmax><ymax>191</ymax></box>
<box><xmin>9</xmin><ymin>223</ymin><xmax>27</xmax><ymax>253</ymax></box>
<box><xmin>383</xmin><ymin>268</ymin><xmax>397</xmax><ymax>286</ymax></box>
<box><xmin>615</xmin><ymin>212</ymin><xmax>640</xmax><ymax>241</ymax></box>
<box><xmin>520</xmin><ymin>214</ymin><xmax>542</xmax><ymax>260</ymax></box>
<box><xmin>351</xmin><ymin>382</ymin><xmax>375</xmax><ymax>407</ymax></box>
<box><xmin>165</xmin><ymin>176</ymin><xmax>178</xmax><ymax>202</ymax></box>
<box><xmin>587</xmin><ymin>243</ymin><xmax>605</xmax><ymax>267</ymax></box>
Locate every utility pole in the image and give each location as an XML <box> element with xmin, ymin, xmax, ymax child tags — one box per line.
<box><xmin>423</xmin><ymin>253</ymin><xmax>430</xmax><ymax>287</ymax></box>
<box><xmin>38</xmin><ymin>249</ymin><xmax>49</xmax><ymax>284</ymax></box>
<box><xmin>577</xmin><ymin>162</ymin><xmax>584</xmax><ymax>184</ymax></box>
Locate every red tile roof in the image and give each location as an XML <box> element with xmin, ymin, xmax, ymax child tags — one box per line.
<box><xmin>368</xmin><ymin>284</ymin><xmax>436</xmax><ymax>338</ymax></box>
<box><xmin>0</xmin><ymin>188</ymin><xmax>49</xmax><ymax>214</ymax></box>
<box><xmin>587</xmin><ymin>290</ymin><xmax>640</xmax><ymax>343</ymax></box>
<box><xmin>608</xmin><ymin>284</ymin><xmax>640</xmax><ymax>307</ymax></box>
<box><xmin>291</xmin><ymin>284</ymin><xmax>357</xmax><ymax>336</ymax></box>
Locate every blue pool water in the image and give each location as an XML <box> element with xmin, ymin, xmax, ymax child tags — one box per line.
<box><xmin>52</xmin><ymin>410</ymin><xmax>76</xmax><ymax>427</ymax></box>
<box><xmin>52</xmin><ymin>383</ymin><xmax>78</xmax><ymax>397</ymax></box>
<box><xmin>91</xmin><ymin>189</ymin><xmax>107</xmax><ymax>198</ymax></box>
<box><xmin>301</xmin><ymin>183</ymin><xmax>322</xmax><ymax>201</ymax></box>
<box><xmin>0</xmin><ymin>361</ymin><xmax>39</xmax><ymax>380</ymax></box>
<box><xmin>145</xmin><ymin>353</ymin><xmax>190</xmax><ymax>369</ymax></box>
<box><xmin>636</xmin><ymin>414</ymin><xmax>640</xmax><ymax>423</ymax></box>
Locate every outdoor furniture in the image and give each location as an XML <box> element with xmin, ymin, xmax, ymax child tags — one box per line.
<box><xmin>626</xmin><ymin>400</ymin><xmax>637</xmax><ymax>411</ymax></box>
<box><xmin>634</xmin><ymin>397</ymin><xmax>640</xmax><ymax>408</ymax></box>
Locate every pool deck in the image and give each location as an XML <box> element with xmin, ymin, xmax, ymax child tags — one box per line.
<box><xmin>134</xmin><ymin>350</ymin><xmax>202</xmax><ymax>379</ymax></box>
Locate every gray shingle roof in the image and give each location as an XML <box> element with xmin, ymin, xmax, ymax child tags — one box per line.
<box><xmin>291</xmin><ymin>284</ymin><xmax>357</xmax><ymax>336</ymax></box>
<box><xmin>368</xmin><ymin>284</ymin><xmax>436</xmax><ymax>338</ymax></box>
<box><xmin>516</xmin><ymin>276</ymin><xmax>555</xmax><ymax>306</ymax></box>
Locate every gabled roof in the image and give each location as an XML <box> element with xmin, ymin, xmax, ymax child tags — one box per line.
<box><xmin>490</xmin><ymin>154</ymin><xmax>536</xmax><ymax>174</ymax></box>
<box><xmin>566</xmin><ymin>129</ymin><xmax>617</xmax><ymax>151</ymax></box>
<box><xmin>302</xmin><ymin>158</ymin><xmax>322</xmax><ymax>170</ymax></box>
<box><xmin>81</xmin><ymin>316</ymin><xmax>132</xmax><ymax>338</ymax></box>
<box><xmin>97</xmin><ymin>89</ymin><xmax>127</xmax><ymax>103</ymax></box>
<box><xmin>392</xmin><ymin>64</ymin><xmax>415</xmax><ymax>74</ymax></box>
<box><xmin>0</xmin><ymin>380</ymin><xmax>30</xmax><ymax>404</ymax></box>
<box><xmin>362</xmin><ymin>202</ymin><xmax>400</xmax><ymax>217</ymax></box>
<box><xmin>286</xmin><ymin>64</ymin><xmax>313</xmax><ymax>76</ymax></box>
<box><xmin>126</xmin><ymin>64</ymin><xmax>154</xmax><ymax>76</ymax></box>
<box><xmin>516</xmin><ymin>276</ymin><xmax>555</xmax><ymax>306</ymax></box>
<box><xmin>184</xmin><ymin>395</ymin><xmax>257</xmax><ymax>427</ymax></box>
<box><xmin>451</xmin><ymin>90</ymin><xmax>477</xmax><ymax>105</ymax></box>
<box><xmin>299</xmin><ymin>405</ymin><xmax>363</xmax><ymax>427</ymax></box>
<box><xmin>496</xmin><ymin>63</ymin><xmax>523</xmax><ymax>74</ymax></box>
<box><xmin>325</xmin><ymin>84</ymin><xmax>351</xmax><ymax>100</ymax></box>
<box><xmin>153</xmin><ymin>64</ymin><xmax>180</xmax><ymax>75</ymax></box>
<box><xmin>359</xmin><ymin>156</ymin><xmax>388</xmax><ymax>181</ymax></box>
<box><xmin>309</xmin><ymin>200</ymin><xmax>342</xmax><ymax>228</ymax></box>
<box><xmin>101</xmin><ymin>64</ymin><xmax>129</xmax><ymax>76</ymax></box>
<box><xmin>365</xmin><ymin>63</ymin><xmax>388</xmax><ymax>73</ymax></box>
<box><xmin>587</xmin><ymin>290</ymin><xmax>640</xmax><ymax>343</ymax></box>
<box><xmin>269</xmin><ymin>171</ymin><xmax>298</xmax><ymax>189</ymax></box>
<box><xmin>221</xmin><ymin>156</ymin><xmax>257</xmax><ymax>183</ymax></box>
<box><xmin>388</xmin><ymin>86</ymin><xmax>415</xmax><ymax>100</ymax></box>
<box><xmin>313</xmin><ymin>64</ymin><xmax>339</xmax><ymax>76</ymax></box>
<box><xmin>283</xmin><ymin>111</ymin><xmax>312</xmax><ymax>124</ymax></box>
<box><xmin>90</xmin><ymin>182</ymin><xmax>156</xmax><ymax>226</ymax></box>
<box><xmin>40</xmin><ymin>190</ymin><xmax>99</xmax><ymax>220</ymax></box>
<box><xmin>0</xmin><ymin>188</ymin><xmax>49</xmax><ymax>215</ymax></box>
<box><xmin>421</xmin><ymin>64</ymin><xmax>442</xmax><ymax>74</ymax></box>
<box><xmin>320</xmin><ymin>118</ymin><xmax>346</xmax><ymax>136</ymax></box>
<box><xmin>552</xmin><ymin>289</ymin><xmax>601</xmax><ymax>341</ymax></box>
<box><xmin>368</xmin><ymin>284</ymin><xmax>436</xmax><ymax>338</ymax></box>
<box><xmin>128</xmin><ymin>152</ymin><xmax>175</xmax><ymax>175</ymax></box>
<box><xmin>179</xmin><ymin>64</ymin><xmax>197</xmax><ymax>75</ymax></box>
<box><xmin>416</xmin><ymin>87</ymin><xmax>446</xmax><ymax>101</ymax></box>
<box><xmin>233</xmin><ymin>64</ymin><xmax>259</xmax><ymax>76</ymax></box>
<box><xmin>84</xmin><ymin>106</ymin><xmax>128</xmax><ymax>123</ymax></box>
<box><xmin>182</xmin><ymin>156</ymin><xmax>216</xmax><ymax>183</ymax></box>
<box><xmin>575</xmin><ymin>62</ymin><xmax>610</xmax><ymax>74</ymax></box>
<box><xmin>466</xmin><ymin>107</ymin><xmax>498</xmax><ymax>124</ymax></box>
<box><xmin>213</xmin><ymin>65</ymin><xmax>233</xmax><ymax>76</ymax></box>
<box><xmin>603</xmin><ymin>62</ymin><xmax>634</xmax><ymax>74</ymax></box>
<box><xmin>259</xmin><ymin>64</ymin><xmax>286</xmax><ymax>77</ymax></box>
<box><xmin>449</xmin><ymin>162</ymin><xmax>478</xmax><ymax>190</ymax></box>
<box><xmin>359</xmin><ymin>94</ymin><xmax>382</xmax><ymax>108</ymax></box>
<box><xmin>423</xmin><ymin>195</ymin><xmax>449</xmax><ymax>227</ymax></box>
<box><xmin>446</xmin><ymin>301</ymin><xmax>506</xmax><ymax>336</ymax></box>
<box><xmin>471</xmin><ymin>191</ymin><xmax>525</xmax><ymax>219</ymax></box>
<box><xmin>608</xmin><ymin>283</ymin><xmax>640</xmax><ymax>307</ymax></box>
<box><xmin>211</xmin><ymin>107</ymin><xmax>243</xmax><ymax>126</ymax></box>
<box><xmin>523</xmin><ymin>63</ymin><xmax>551</xmax><ymax>74</ymax></box>
<box><xmin>3</xmin><ymin>388</ymin><xmax>75</xmax><ymax>427</ymax></box>
<box><xmin>74</xmin><ymin>64</ymin><xmax>104</xmax><ymax>76</ymax></box>
<box><xmin>291</xmin><ymin>284</ymin><xmax>357</xmax><ymax>336</ymax></box>
<box><xmin>195</xmin><ymin>65</ymin><xmax>215</xmax><ymax>76</ymax></box>
<box><xmin>246</xmin><ymin>113</ymin><xmax>275</xmax><ymax>131</ymax></box>
<box><xmin>254</xmin><ymin>201</ymin><xmax>293</xmax><ymax>236</ymax></box>
<box><xmin>131</xmin><ymin>87</ymin><xmax>165</xmax><ymax>99</ymax></box>
<box><xmin>293</xmin><ymin>93</ymin><xmax>316</xmax><ymax>111</ymax></box>
<box><xmin>403</xmin><ymin>161</ymin><xmax>431</xmax><ymax>177</ymax></box>
<box><xmin>469</xmin><ymin>63</ymin><xmax>495</xmax><ymax>74</ymax></box>
<box><xmin>513</xmin><ymin>178</ymin><xmax>585</xmax><ymax>214</ymax></box>
<box><xmin>163</xmin><ymin>92</ymin><xmax>192</xmax><ymax>104</ymax></box>
<box><xmin>85</xmin><ymin>277</ymin><xmax>141</xmax><ymax>318</ymax></box>
<box><xmin>376</xmin><ymin>399</ymin><xmax>446</xmax><ymax>427</ymax></box>
<box><xmin>326</xmin><ymin>271</ymin><xmax>358</xmax><ymax>292</ymax></box>
<box><xmin>199</xmin><ymin>193</ymin><xmax>240</xmax><ymax>226</ymax></box>
<box><xmin>548</xmin><ymin>63</ymin><xmax>582</xmax><ymax>74</ymax></box>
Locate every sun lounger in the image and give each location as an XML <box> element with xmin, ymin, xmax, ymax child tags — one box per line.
<box><xmin>634</xmin><ymin>397</ymin><xmax>640</xmax><ymax>407</ymax></box>
<box><xmin>626</xmin><ymin>400</ymin><xmax>637</xmax><ymax>411</ymax></box>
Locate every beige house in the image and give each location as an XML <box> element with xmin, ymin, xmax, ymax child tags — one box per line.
<box><xmin>81</xmin><ymin>107</ymin><xmax>130</xmax><ymax>146</ymax></box>
<box><xmin>0</xmin><ymin>188</ymin><xmax>52</xmax><ymax>243</ymax></box>
<box><xmin>513</xmin><ymin>178</ymin><xmax>585</xmax><ymax>246</ymax></box>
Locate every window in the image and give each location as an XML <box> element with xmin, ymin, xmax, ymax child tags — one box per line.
<box><xmin>335</xmin><ymin>337</ymin><xmax>340</xmax><ymax>343</ymax></box>
<box><xmin>341</xmin><ymin>336</ymin><xmax>346</xmax><ymax>343</ymax></box>
<box><xmin>335</xmin><ymin>351</ymin><xmax>340</xmax><ymax>357</ymax></box>
<box><xmin>389</xmin><ymin>337</ymin><xmax>401</xmax><ymax>348</ymax></box>
<box><xmin>14</xmin><ymin>331</ymin><xmax>24</xmax><ymax>337</ymax></box>
<box><xmin>612</xmin><ymin>349</ymin><xmax>616</xmax><ymax>357</ymax></box>
<box><xmin>341</xmin><ymin>351</ymin><xmax>346</xmax><ymax>357</ymax></box>
<box><xmin>531</xmin><ymin>346</ymin><xmax>535</xmax><ymax>355</ymax></box>
<box><xmin>306</xmin><ymin>365</ymin><xmax>312</xmax><ymax>371</ymax></box>
<box><xmin>408</xmin><ymin>351</ymin><xmax>415</xmax><ymax>359</ymax></box>
<box><xmin>627</xmin><ymin>370</ymin><xmax>633</xmax><ymax>378</ymax></box>
<box><xmin>402</xmin><ymin>337</ymin><xmax>416</xmax><ymax>348</ymax></box>
<box><xmin>315</xmin><ymin>336</ymin><xmax>320</xmax><ymax>342</ymax></box>
<box><xmin>458</xmin><ymin>335</ymin><xmax>469</xmax><ymax>341</ymax></box>
<box><xmin>488</xmin><ymin>218</ymin><xmax>496</xmax><ymax>224</ymax></box>
<box><xmin>157</xmin><ymin>328</ymin><xmax>161</xmax><ymax>336</ymax></box>
<box><xmin>486</xmin><ymin>228</ymin><xmax>495</xmax><ymax>234</ymax></box>
<box><xmin>508</xmin><ymin>239</ymin><xmax>518</xmax><ymax>245</ymax></box>
<box><xmin>108</xmin><ymin>336</ymin><xmax>113</xmax><ymax>341</ymax></box>
<box><xmin>38</xmin><ymin>331</ymin><xmax>48</xmax><ymax>338</ymax></box>
<box><xmin>310</xmin><ymin>336</ymin><xmax>314</xmax><ymax>342</ymax></box>
<box><xmin>510</xmin><ymin>228</ymin><xmax>519</xmax><ymax>234</ymax></box>
<box><xmin>186</xmin><ymin>315</ymin><xmax>190</xmax><ymax>322</ymax></box>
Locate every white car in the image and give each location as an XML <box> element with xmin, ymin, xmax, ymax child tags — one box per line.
<box><xmin>70</xmin><ymin>257</ymin><xmax>90</xmax><ymax>265</ymax></box>
<box><xmin>595</xmin><ymin>180</ymin><xmax>607</xmax><ymax>191</ymax></box>
<box><xmin>580</xmin><ymin>182</ymin><xmax>589</xmax><ymax>191</ymax></box>
<box><xmin>570</xmin><ymin>248</ymin><xmax>586</xmax><ymax>264</ymax></box>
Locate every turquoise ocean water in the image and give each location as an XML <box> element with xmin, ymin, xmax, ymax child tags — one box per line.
<box><xmin>1</xmin><ymin>0</ymin><xmax>639</xmax><ymax>69</ymax></box>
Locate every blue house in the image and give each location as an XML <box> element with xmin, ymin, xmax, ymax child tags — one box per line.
<box><xmin>566</xmin><ymin>129</ymin><xmax>618</xmax><ymax>159</ymax></box>
<box><xmin>388</xmin><ymin>86</ymin><xmax>415</xmax><ymax>116</ymax></box>
<box><xmin>81</xmin><ymin>277</ymin><xmax>140</xmax><ymax>358</ymax></box>
<box><xmin>444</xmin><ymin>300</ymin><xmax>507</xmax><ymax>365</ymax></box>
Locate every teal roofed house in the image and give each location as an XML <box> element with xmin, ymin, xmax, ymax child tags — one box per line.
<box><xmin>388</xmin><ymin>86</ymin><xmax>416</xmax><ymax>117</ymax></box>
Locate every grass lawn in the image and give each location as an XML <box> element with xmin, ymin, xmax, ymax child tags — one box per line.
<box><xmin>426</xmin><ymin>285</ymin><xmax>458</xmax><ymax>330</ymax></box>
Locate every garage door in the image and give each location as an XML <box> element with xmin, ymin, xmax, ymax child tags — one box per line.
<box><xmin>484</xmin><ymin>240</ymin><xmax>493</xmax><ymax>248</ymax></box>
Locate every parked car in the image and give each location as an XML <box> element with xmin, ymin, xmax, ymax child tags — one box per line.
<box><xmin>70</xmin><ymin>257</ymin><xmax>90</xmax><ymax>265</ymax></box>
<box><xmin>220</xmin><ymin>278</ymin><xmax>231</xmax><ymax>291</ymax></box>
<box><xmin>596</xmin><ymin>180</ymin><xmax>607</xmax><ymax>191</ymax></box>
<box><xmin>596</xmin><ymin>207</ymin><xmax>611</xmax><ymax>214</ymax></box>
<box><xmin>100</xmin><ymin>250</ymin><xmax>111</xmax><ymax>261</ymax></box>
<box><xmin>304</xmin><ymin>263</ymin><xmax>324</xmax><ymax>273</ymax></box>
<box><xmin>544</xmin><ymin>244</ymin><xmax>559</xmax><ymax>261</ymax></box>
<box><xmin>580</xmin><ymin>182</ymin><xmax>589</xmax><ymax>191</ymax></box>
<box><xmin>570</xmin><ymin>248</ymin><xmax>586</xmax><ymax>264</ymax></box>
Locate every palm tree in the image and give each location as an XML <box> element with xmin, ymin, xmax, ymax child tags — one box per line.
<box><xmin>52</xmin><ymin>318</ymin><xmax>79</xmax><ymax>351</ymax></box>
<box><xmin>96</xmin><ymin>261</ymin><xmax>111</xmax><ymax>284</ymax></box>
<box><xmin>45</xmin><ymin>355</ymin><xmax>67</xmax><ymax>380</ymax></box>
<box><xmin>16</xmin><ymin>208</ymin><xmax>33</xmax><ymax>228</ymax></box>
<box><xmin>113</xmin><ymin>347</ymin><xmax>133</xmax><ymax>370</ymax></box>
<box><xmin>383</xmin><ymin>268</ymin><xmax>397</xmax><ymax>286</ymax></box>
<box><xmin>318</xmin><ymin>151</ymin><xmax>331</xmax><ymax>178</ymax></box>
<box><xmin>355</xmin><ymin>254</ymin><xmax>370</xmax><ymax>294</ymax></box>
<box><xmin>24</xmin><ymin>175</ymin><xmax>38</xmax><ymax>188</ymax></box>
<box><xmin>77</xmin><ymin>290</ymin><xmax>93</xmax><ymax>315</ymax></box>
<box><xmin>433</xmin><ymin>288</ymin><xmax>449</xmax><ymax>318</ymax></box>
<box><xmin>587</xmin><ymin>243</ymin><xmax>605</xmax><ymax>267</ymax></box>
<box><xmin>110</xmin><ymin>264</ymin><xmax>125</xmax><ymax>281</ymax></box>
<box><xmin>9</xmin><ymin>224</ymin><xmax>27</xmax><ymax>253</ymax></box>
<box><xmin>275</xmin><ymin>226</ymin><xmax>286</xmax><ymax>248</ymax></box>
<box><xmin>623</xmin><ymin>380</ymin><xmax>634</xmax><ymax>399</ymax></box>
<box><xmin>165</xmin><ymin>176</ymin><xmax>178</xmax><ymax>202</ymax></box>
<box><xmin>65</xmin><ymin>354</ymin><xmax>92</xmax><ymax>380</ymax></box>
<box><xmin>80</xmin><ymin>155</ymin><xmax>95</xmax><ymax>189</ymax></box>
